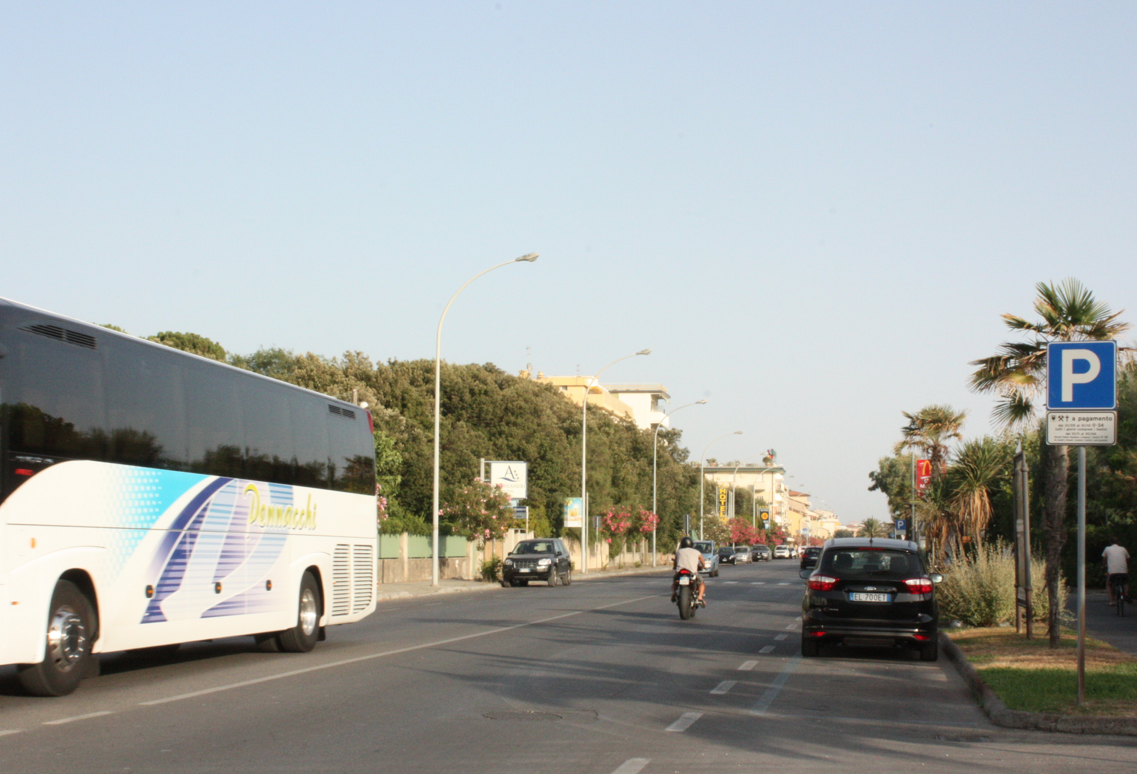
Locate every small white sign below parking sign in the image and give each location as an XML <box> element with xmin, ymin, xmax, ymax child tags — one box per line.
<box><xmin>1046</xmin><ymin>412</ymin><xmax>1117</xmax><ymax>446</ymax></box>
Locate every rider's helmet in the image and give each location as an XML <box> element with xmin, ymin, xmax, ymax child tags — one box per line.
<box><xmin>679</xmin><ymin>536</ymin><xmax>694</xmax><ymax>549</ymax></box>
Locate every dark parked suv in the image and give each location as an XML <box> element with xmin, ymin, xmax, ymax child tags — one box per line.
<box><xmin>502</xmin><ymin>538</ymin><xmax>573</xmax><ymax>587</ymax></box>
<box><xmin>799</xmin><ymin>537</ymin><xmax>942</xmax><ymax>661</ymax></box>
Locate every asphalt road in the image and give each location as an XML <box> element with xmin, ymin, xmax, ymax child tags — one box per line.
<box><xmin>2</xmin><ymin>560</ymin><xmax>1136</xmax><ymax>773</ymax></box>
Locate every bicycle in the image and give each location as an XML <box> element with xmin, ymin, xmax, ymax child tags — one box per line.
<box><xmin>1109</xmin><ymin>573</ymin><xmax>1128</xmax><ymax>617</ymax></box>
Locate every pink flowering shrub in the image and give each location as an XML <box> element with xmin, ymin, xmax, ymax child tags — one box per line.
<box><xmin>376</xmin><ymin>482</ymin><xmax>389</xmax><ymax>528</ymax></box>
<box><xmin>439</xmin><ymin>478</ymin><xmax>513</xmax><ymax>545</ymax></box>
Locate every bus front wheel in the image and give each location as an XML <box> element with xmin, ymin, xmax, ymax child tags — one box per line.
<box><xmin>277</xmin><ymin>572</ymin><xmax>321</xmax><ymax>653</ymax></box>
<box><xmin>18</xmin><ymin>580</ymin><xmax>96</xmax><ymax>696</ymax></box>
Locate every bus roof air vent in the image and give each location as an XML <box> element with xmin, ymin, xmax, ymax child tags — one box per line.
<box><xmin>328</xmin><ymin>404</ymin><xmax>357</xmax><ymax>420</ymax></box>
<box><xmin>21</xmin><ymin>323</ymin><xmax>98</xmax><ymax>350</ymax></box>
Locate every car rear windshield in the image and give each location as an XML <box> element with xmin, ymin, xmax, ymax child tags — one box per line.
<box><xmin>513</xmin><ymin>541</ymin><xmax>555</xmax><ymax>554</ymax></box>
<box><xmin>820</xmin><ymin>549</ymin><xmax>921</xmax><ymax>577</ymax></box>
<box><xmin>694</xmin><ymin>542</ymin><xmax>713</xmax><ymax>553</ymax></box>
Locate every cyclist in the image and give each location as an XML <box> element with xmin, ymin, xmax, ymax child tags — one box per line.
<box><xmin>671</xmin><ymin>536</ymin><xmax>708</xmax><ymax>607</ymax></box>
<box><xmin>1102</xmin><ymin>536</ymin><xmax>1130</xmax><ymax>607</ymax></box>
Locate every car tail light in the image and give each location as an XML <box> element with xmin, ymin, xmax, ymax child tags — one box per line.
<box><xmin>807</xmin><ymin>575</ymin><xmax>837</xmax><ymax>592</ymax></box>
<box><xmin>904</xmin><ymin>578</ymin><xmax>934</xmax><ymax>594</ymax></box>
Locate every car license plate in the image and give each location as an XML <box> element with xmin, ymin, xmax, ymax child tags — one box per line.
<box><xmin>519</xmin><ymin>568</ymin><xmax>530</xmax><ymax>573</ymax></box>
<box><xmin>850</xmin><ymin>592</ymin><xmax>890</xmax><ymax>602</ymax></box>
<box><xmin>678</xmin><ymin>577</ymin><xmax>690</xmax><ymax>586</ymax></box>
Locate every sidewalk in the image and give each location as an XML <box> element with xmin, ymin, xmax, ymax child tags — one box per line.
<box><xmin>374</xmin><ymin>564</ymin><xmax>669</xmax><ymax>602</ymax></box>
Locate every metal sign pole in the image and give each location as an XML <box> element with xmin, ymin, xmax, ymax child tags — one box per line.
<box><xmin>1077</xmin><ymin>445</ymin><xmax>1086</xmax><ymax>705</ymax></box>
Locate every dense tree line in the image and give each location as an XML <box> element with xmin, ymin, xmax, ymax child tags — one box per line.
<box><xmin>111</xmin><ymin>326</ymin><xmax>728</xmax><ymax>549</ymax></box>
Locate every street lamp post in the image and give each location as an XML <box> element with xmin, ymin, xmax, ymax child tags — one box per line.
<box><xmin>580</xmin><ymin>349</ymin><xmax>651</xmax><ymax>573</ymax></box>
<box><xmin>432</xmin><ymin>253</ymin><xmax>538</xmax><ymax>586</ymax></box>
<box><xmin>698</xmin><ymin>431</ymin><xmax>742</xmax><ymax>540</ymax></box>
<box><xmin>651</xmin><ymin>399</ymin><xmax>707</xmax><ymax>566</ymax></box>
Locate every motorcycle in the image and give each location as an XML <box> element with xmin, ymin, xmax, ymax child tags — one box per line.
<box><xmin>675</xmin><ymin>569</ymin><xmax>699</xmax><ymax>620</ymax></box>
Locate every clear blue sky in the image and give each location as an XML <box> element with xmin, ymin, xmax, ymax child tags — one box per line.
<box><xmin>4</xmin><ymin>3</ymin><xmax>1135</xmax><ymax>525</ymax></box>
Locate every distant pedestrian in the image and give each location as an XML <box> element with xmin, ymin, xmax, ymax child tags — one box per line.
<box><xmin>1102</xmin><ymin>536</ymin><xmax>1130</xmax><ymax>605</ymax></box>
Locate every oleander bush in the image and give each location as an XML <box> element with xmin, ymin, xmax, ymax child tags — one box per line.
<box><xmin>937</xmin><ymin>542</ymin><xmax>1067</xmax><ymax>628</ymax></box>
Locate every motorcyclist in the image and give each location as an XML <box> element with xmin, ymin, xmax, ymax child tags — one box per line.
<box><xmin>671</xmin><ymin>536</ymin><xmax>707</xmax><ymax>607</ymax></box>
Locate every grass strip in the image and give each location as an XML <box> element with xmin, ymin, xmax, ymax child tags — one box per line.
<box><xmin>948</xmin><ymin>627</ymin><xmax>1137</xmax><ymax>716</ymax></box>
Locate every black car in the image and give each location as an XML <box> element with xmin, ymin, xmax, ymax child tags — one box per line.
<box><xmin>799</xmin><ymin>546</ymin><xmax>822</xmax><ymax>570</ymax></box>
<box><xmin>752</xmin><ymin>544</ymin><xmax>772</xmax><ymax>561</ymax></box>
<box><xmin>718</xmin><ymin>546</ymin><xmax>737</xmax><ymax>565</ymax></box>
<box><xmin>799</xmin><ymin>537</ymin><xmax>942</xmax><ymax>661</ymax></box>
<box><xmin>502</xmin><ymin>538</ymin><xmax>573</xmax><ymax>587</ymax></box>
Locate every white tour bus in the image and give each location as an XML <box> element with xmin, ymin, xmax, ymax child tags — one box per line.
<box><xmin>0</xmin><ymin>298</ymin><xmax>378</xmax><ymax>695</ymax></box>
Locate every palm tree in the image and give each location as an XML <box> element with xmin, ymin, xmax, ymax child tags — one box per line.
<box><xmin>969</xmin><ymin>278</ymin><xmax>1129</xmax><ymax>646</ymax></box>
<box><xmin>857</xmin><ymin>518</ymin><xmax>886</xmax><ymax>538</ymax></box>
<box><xmin>894</xmin><ymin>405</ymin><xmax>967</xmax><ymax>480</ymax></box>
<box><xmin>948</xmin><ymin>437</ymin><xmax>1012</xmax><ymax>547</ymax></box>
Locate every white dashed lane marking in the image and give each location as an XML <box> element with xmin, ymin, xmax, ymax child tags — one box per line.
<box><xmin>760</xmin><ymin>645</ymin><xmax>776</xmax><ymax>654</ymax></box>
<box><xmin>611</xmin><ymin>759</ymin><xmax>650</xmax><ymax>774</ymax></box>
<box><xmin>666</xmin><ymin>712</ymin><xmax>703</xmax><ymax>732</ymax></box>
<box><xmin>43</xmin><ymin>711</ymin><xmax>114</xmax><ymax>726</ymax></box>
<box><xmin>738</xmin><ymin>660</ymin><xmax>758</xmax><ymax>671</ymax></box>
<box><xmin>775</xmin><ymin>634</ymin><xmax>787</xmax><ymax>641</ymax></box>
<box><xmin>750</xmin><ymin>656</ymin><xmax>803</xmax><ymax>715</ymax></box>
<box><xmin>710</xmin><ymin>681</ymin><xmax>736</xmax><ymax>695</ymax></box>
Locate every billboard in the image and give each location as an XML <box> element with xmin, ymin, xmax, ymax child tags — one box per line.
<box><xmin>488</xmin><ymin>461</ymin><xmax>528</xmax><ymax>500</ymax></box>
<box><xmin>563</xmin><ymin>497</ymin><xmax>583</xmax><ymax>528</ymax></box>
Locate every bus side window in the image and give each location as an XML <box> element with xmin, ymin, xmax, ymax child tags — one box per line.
<box><xmin>290</xmin><ymin>391</ymin><xmax>329</xmax><ymax>489</ymax></box>
<box><xmin>6</xmin><ymin>333</ymin><xmax>107</xmax><ymax>461</ymax></box>
<box><xmin>242</xmin><ymin>378</ymin><xmax>294</xmax><ymax>485</ymax></box>
<box><xmin>184</xmin><ymin>359</ymin><xmax>245</xmax><ymax>479</ymax></box>
<box><xmin>104</xmin><ymin>341</ymin><xmax>189</xmax><ymax>470</ymax></box>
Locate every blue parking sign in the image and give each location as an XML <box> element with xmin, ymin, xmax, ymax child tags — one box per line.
<box><xmin>1047</xmin><ymin>341</ymin><xmax>1117</xmax><ymax>410</ymax></box>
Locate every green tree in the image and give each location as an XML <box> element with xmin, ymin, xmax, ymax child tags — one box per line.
<box><xmin>148</xmin><ymin>331</ymin><xmax>227</xmax><ymax>361</ymax></box>
<box><xmin>857</xmin><ymin>518</ymin><xmax>886</xmax><ymax>538</ymax></box>
<box><xmin>969</xmin><ymin>278</ymin><xmax>1130</xmax><ymax>646</ymax></box>
<box><xmin>947</xmin><ymin>436</ymin><xmax>1013</xmax><ymax>548</ymax></box>
<box><xmin>894</xmin><ymin>405</ymin><xmax>966</xmax><ymax>479</ymax></box>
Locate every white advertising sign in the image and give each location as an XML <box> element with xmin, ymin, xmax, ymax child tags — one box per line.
<box><xmin>1046</xmin><ymin>412</ymin><xmax>1117</xmax><ymax>446</ymax></box>
<box><xmin>488</xmin><ymin>461</ymin><xmax>528</xmax><ymax>500</ymax></box>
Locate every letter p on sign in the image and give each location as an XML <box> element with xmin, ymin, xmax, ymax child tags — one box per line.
<box><xmin>1047</xmin><ymin>341</ymin><xmax>1117</xmax><ymax>410</ymax></box>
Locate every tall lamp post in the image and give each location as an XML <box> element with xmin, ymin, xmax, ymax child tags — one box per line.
<box><xmin>651</xmin><ymin>399</ymin><xmax>707</xmax><ymax>566</ymax></box>
<box><xmin>432</xmin><ymin>253</ymin><xmax>538</xmax><ymax>587</ymax></box>
<box><xmin>698</xmin><ymin>431</ymin><xmax>742</xmax><ymax>540</ymax></box>
<box><xmin>580</xmin><ymin>349</ymin><xmax>651</xmax><ymax>573</ymax></box>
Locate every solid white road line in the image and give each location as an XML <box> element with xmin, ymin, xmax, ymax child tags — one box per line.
<box><xmin>738</xmin><ymin>660</ymin><xmax>758</xmax><ymax>671</ymax></box>
<box><xmin>759</xmin><ymin>645</ymin><xmax>775</xmax><ymax>654</ymax></box>
<box><xmin>141</xmin><ymin>595</ymin><xmax>657</xmax><ymax>707</ymax></box>
<box><xmin>43</xmin><ymin>711</ymin><xmax>114</xmax><ymax>726</ymax></box>
<box><xmin>666</xmin><ymin>712</ymin><xmax>703</xmax><ymax>732</ymax></box>
<box><xmin>611</xmin><ymin>759</ymin><xmax>650</xmax><ymax>774</ymax></box>
<box><xmin>750</xmin><ymin>656</ymin><xmax>802</xmax><ymax>715</ymax></box>
<box><xmin>710</xmin><ymin>680</ymin><xmax>736</xmax><ymax>695</ymax></box>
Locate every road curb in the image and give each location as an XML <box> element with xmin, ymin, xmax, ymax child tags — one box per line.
<box><xmin>940</xmin><ymin>632</ymin><xmax>1137</xmax><ymax>736</ymax></box>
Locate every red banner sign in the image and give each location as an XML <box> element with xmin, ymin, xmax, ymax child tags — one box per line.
<box><xmin>916</xmin><ymin>459</ymin><xmax>932</xmax><ymax>497</ymax></box>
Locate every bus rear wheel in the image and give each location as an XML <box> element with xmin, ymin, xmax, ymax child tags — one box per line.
<box><xmin>277</xmin><ymin>572</ymin><xmax>322</xmax><ymax>653</ymax></box>
<box><xmin>18</xmin><ymin>580</ymin><xmax>96</xmax><ymax>696</ymax></box>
